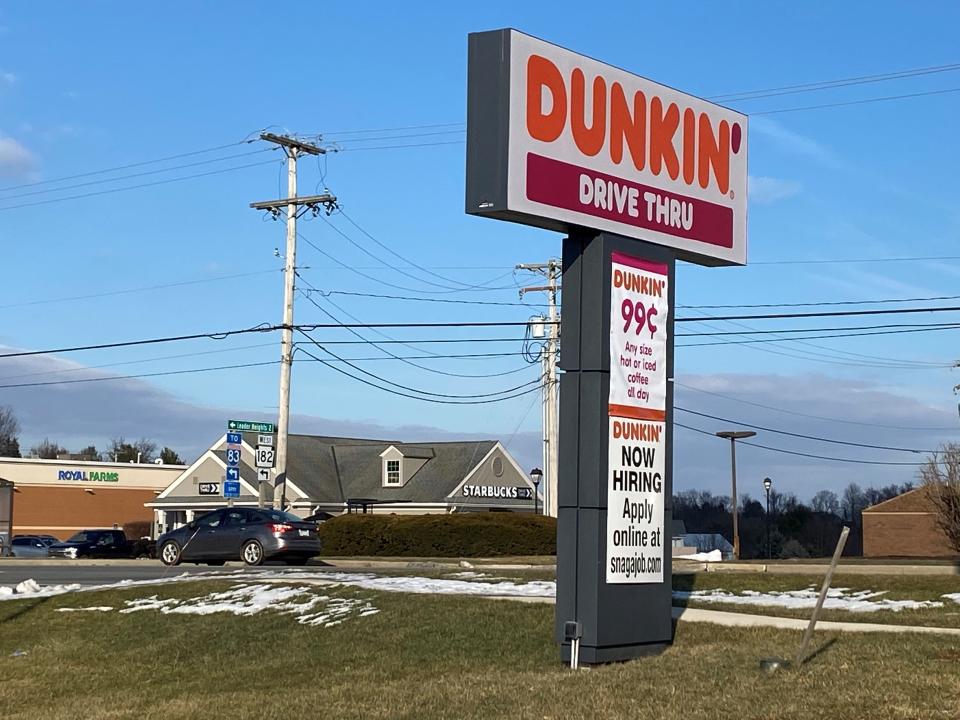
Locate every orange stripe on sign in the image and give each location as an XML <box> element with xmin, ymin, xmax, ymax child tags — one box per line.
<box><xmin>608</xmin><ymin>404</ymin><xmax>665</xmax><ymax>422</ymax></box>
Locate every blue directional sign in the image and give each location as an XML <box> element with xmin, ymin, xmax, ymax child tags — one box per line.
<box><xmin>226</xmin><ymin>467</ymin><xmax>240</xmax><ymax>482</ymax></box>
<box><xmin>223</xmin><ymin>480</ymin><xmax>241</xmax><ymax>498</ymax></box>
<box><xmin>226</xmin><ymin>448</ymin><xmax>241</xmax><ymax>467</ymax></box>
<box><xmin>226</xmin><ymin>432</ymin><xmax>242</xmax><ymax>446</ymax></box>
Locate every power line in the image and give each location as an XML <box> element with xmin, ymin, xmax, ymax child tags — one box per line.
<box><xmin>746</xmin><ymin>255</ymin><xmax>960</xmax><ymax>266</ymax></box>
<box><xmin>295</xmin><ymin>275</ymin><xmax>536</xmax><ymax>379</ymax></box>
<box><xmin>297</xmin><ymin>345</ymin><xmax>542</xmax><ymax>405</ymax></box>
<box><xmin>0</xmin><ymin>269</ymin><xmax>279</xmax><ymax>311</ymax></box>
<box><xmin>0</xmin><ymin>148</ymin><xmax>275</xmax><ymax>201</ymax></box>
<box><xmin>676</xmin><ymin>304</ymin><xmax>960</xmax><ymax>323</ymax></box>
<box><xmin>677</xmin><ymin>323</ymin><xmax>960</xmax><ymax>348</ymax></box>
<box><xmin>675</xmin><ymin>407</ymin><xmax>936</xmax><ymax>453</ymax></box>
<box><xmin>325</xmin><ymin>129</ymin><xmax>465</xmax><ymax>144</ymax></box>
<box><xmin>0</xmin><ymin>159</ymin><xmax>281</xmax><ymax>212</ymax></box>
<box><xmin>296</xmin><ymin>329</ymin><xmax>538</xmax><ymax>398</ymax></box>
<box><xmin>337</xmin><ymin>209</ymin><xmax>520</xmax><ymax>292</ymax></box>
<box><xmin>0</xmin><ymin>342</ymin><xmax>277</xmax><ymax>382</ymax></box>
<box><xmin>678</xmin><ymin>293</ymin><xmax>960</xmax><ymax>310</ymax></box>
<box><xmin>707</xmin><ymin>62</ymin><xmax>960</xmax><ymax>102</ymax></box>
<box><xmin>306</xmin><ymin>289</ymin><xmax>547</xmax><ymax>308</ymax></box>
<box><xmin>752</xmin><ymin>86</ymin><xmax>960</xmax><ymax>115</ymax></box>
<box><xmin>676</xmin><ymin>422</ymin><xmax>929</xmax><ymax>466</ymax></box>
<box><xmin>0</xmin><ymin>140</ymin><xmax>253</xmax><ymax>193</ymax></box>
<box><xmin>308</xmin><ymin>122</ymin><xmax>465</xmax><ymax>136</ymax></box>
<box><xmin>0</xmin><ymin>361</ymin><xmax>278</xmax><ymax>390</ymax></box>
<box><xmin>0</xmin><ymin>325</ymin><xmax>285</xmax><ymax>359</ymax></box>
<box><xmin>329</xmin><ymin>140</ymin><xmax>466</xmax><ymax>152</ymax></box>
<box><xmin>674</xmin><ymin>381</ymin><xmax>958</xmax><ymax>432</ymax></box>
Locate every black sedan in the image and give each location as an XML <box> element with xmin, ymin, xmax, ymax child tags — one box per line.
<box><xmin>157</xmin><ymin>507</ymin><xmax>321</xmax><ymax>567</ymax></box>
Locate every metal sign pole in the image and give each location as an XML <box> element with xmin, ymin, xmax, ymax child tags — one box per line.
<box><xmin>555</xmin><ymin>231</ymin><xmax>675</xmax><ymax>664</ymax></box>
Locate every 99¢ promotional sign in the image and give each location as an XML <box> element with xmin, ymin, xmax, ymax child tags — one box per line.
<box><xmin>606</xmin><ymin>253</ymin><xmax>668</xmax><ymax>584</ymax></box>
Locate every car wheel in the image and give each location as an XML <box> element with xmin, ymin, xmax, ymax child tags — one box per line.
<box><xmin>205</xmin><ymin>560</ymin><xmax>225</xmax><ymax>566</ymax></box>
<box><xmin>242</xmin><ymin>540</ymin><xmax>264</xmax><ymax>566</ymax></box>
<box><xmin>160</xmin><ymin>541</ymin><xmax>181</xmax><ymax>566</ymax></box>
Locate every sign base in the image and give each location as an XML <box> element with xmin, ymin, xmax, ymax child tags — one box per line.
<box><xmin>555</xmin><ymin>231</ymin><xmax>676</xmax><ymax>664</ymax></box>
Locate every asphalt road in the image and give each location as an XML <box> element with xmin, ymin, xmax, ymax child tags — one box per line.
<box><xmin>0</xmin><ymin>561</ymin><xmax>328</xmax><ymax>588</ymax></box>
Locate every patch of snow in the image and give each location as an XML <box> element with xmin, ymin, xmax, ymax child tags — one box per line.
<box><xmin>0</xmin><ymin>579</ymin><xmax>83</xmax><ymax>600</ymax></box>
<box><xmin>674</xmin><ymin>587</ymin><xmax>944</xmax><ymax>613</ymax></box>
<box><xmin>309</xmin><ymin>571</ymin><xmax>557</xmax><ymax>598</ymax></box>
<box><xmin>112</xmin><ymin>584</ymin><xmax>377</xmax><ymax>627</ymax></box>
<box><xmin>55</xmin><ymin>606</ymin><xmax>113</xmax><ymax>613</ymax></box>
<box><xmin>943</xmin><ymin>593</ymin><xmax>960</xmax><ymax>604</ymax></box>
<box><xmin>681</xmin><ymin>550</ymin><xmax>723</xmax><ymax>563</ymax></box>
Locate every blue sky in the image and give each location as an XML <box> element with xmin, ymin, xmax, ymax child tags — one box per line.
<box><xmin>1</xmin><ymin>2</ymin><xmax>959</xmax><ymax>499</ymax></box>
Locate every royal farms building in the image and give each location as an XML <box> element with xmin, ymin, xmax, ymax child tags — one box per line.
<box><xmin>0</xmin><ymin>456</ymin><xmax>185</xmax><ymax>540</ymax></box>
<box><xmin>149</xmin><ymin>433</ymin><xmax>539</xmax><ymax>534</ymax></box>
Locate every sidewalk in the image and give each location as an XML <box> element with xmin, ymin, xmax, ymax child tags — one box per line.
<box><xmin>491</xmin><ymin>595</ymin><xmax>960</xmax><ymax>636</ymax></box>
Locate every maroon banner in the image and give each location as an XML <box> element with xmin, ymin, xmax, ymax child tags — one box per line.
<box><xmin>526</xmin><ymin>153</ymin><xmax>734</xmax><ymax>249</ymax></box>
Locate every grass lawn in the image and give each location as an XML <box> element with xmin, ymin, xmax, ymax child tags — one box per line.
<box><xmin>674</xmin><ymin>572</ymin><xmax>960</xmax><ymax>628</ymax></box>
<box><xmin>1</xmin><ymin>579</ymin><xmax>959</xmax><ymax>719</ymax></box>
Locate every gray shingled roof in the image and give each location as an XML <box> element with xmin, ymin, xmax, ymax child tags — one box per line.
<box><xmin>239</xmin><ymin>433</ymin><xmax>497</xmax><ymax>504</ymax></box>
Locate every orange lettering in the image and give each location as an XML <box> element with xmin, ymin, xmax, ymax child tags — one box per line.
<box><xmin>571</xmin><ymin>68</ymin><xmax>606</xmax><ymax>156</ymax></box>
<box><xmin>682</xmin><ymin>107</ymin><xmax>696</xmax><ymax>185</ymax></box>
<box><xmin>526</xmin><ymin>55</ymin><xmax>566</xmax><ymax>142</ymax></box>
<box><xmin>609</xmin><ymin>82</ymin><xmax>645</xmax><ymax>170</ymax></box>
<box><xmin>649</xmin><ymin>98</ymin><xmax>680</xmax><ymax>180</ymax></box>
<box><xmin>698</xmin><ymin>114</ymin><xmax>730</xmax><ymax>194</ymax></box>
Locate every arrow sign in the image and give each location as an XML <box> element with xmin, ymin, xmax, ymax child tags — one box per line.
<box><xmin>257</xmin><ymin>468</ymin><xmax>271</xmax><ymax>484</ymax></box>
<box><xmin>226</xmin><ymin>467</ymin><xmax>240</xmax><ymax>482</ymax></box>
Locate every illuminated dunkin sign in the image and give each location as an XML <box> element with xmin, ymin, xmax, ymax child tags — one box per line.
<box><xmin>466</xmin><ymin>29</ymin><xmax>748</xmax><ymax>266</ymax></box>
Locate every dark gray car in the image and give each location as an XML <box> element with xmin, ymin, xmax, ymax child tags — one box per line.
<box><xmin>157</xmin><ymin>507</ymin><xmax>321</xmax><ymax>567</ymax></box>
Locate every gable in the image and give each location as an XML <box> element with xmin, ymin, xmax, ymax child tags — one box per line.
<box><xmin>863</xmin><ymin>487</ymin><xmax>934</xmax><ymax>513</ymax></box>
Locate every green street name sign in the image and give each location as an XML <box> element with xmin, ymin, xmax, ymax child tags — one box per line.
<box><xmin>227</xmin><ymin>420</ymin><xmax>276</xmax><ymax>433</ymax></box>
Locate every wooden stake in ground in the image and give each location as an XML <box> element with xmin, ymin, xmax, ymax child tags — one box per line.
<box><xmin>795</xmin><ymin>525</ymin><xmax>850</xmax><ymax>667</ymax></box>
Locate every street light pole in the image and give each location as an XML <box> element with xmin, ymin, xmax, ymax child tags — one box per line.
<box><xmin>715</xmin><ymin>430</ymin><xmax>757</xmax><ymax>560</ymax></box>
<box><xmin>763</xmin><ymin>476</ymin><xmax>773</xmax><ymax>560</ymax></box>
<box><xmin>529</xmin><ymin>467</ymin><xmax>543</xmax><ymax>516</ymax></box>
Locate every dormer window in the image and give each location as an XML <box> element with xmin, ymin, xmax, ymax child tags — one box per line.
<box><xmin>386</xmin><ymin>459</ymin><xmax>401</xmax><ymax>486</ymax></box>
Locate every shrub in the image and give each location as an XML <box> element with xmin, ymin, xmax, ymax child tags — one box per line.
<box><xmin>318</xmin><ymin>512</ymin><xmax>557</xmax><ymax>557</ymax></box>
<box><xmin>123</xmin><ymin>520</ymin><xmax>152</xmax><ymax>540</ymax></box>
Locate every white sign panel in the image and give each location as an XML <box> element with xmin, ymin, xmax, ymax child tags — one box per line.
<box><xmin>606</xmin><ymin>250</ymin><xmax>668</xmax><ymax>584</ymax></box>
<box><xmin>255</xmin><ymin>445</ymin><xmax>276</xmax><ymax>469</ymax></box>
<box><xmin>467</xmin><ymin>29</ymin><xmax>748</xmax><ymax>266</ymax></box>
<box><xmin>258</xmin><ymin>434</ymin><xmax>274</xmax><ymax>447</ymax></box>
<box><xmin>608</xmin><ymin>253</ymin><xmax>668</xmax><ymax>420</ymax></box>
<box><xmin>257</xmin><ymin>468</ymin><xmax>271</xmax><ymax>484</ymax></box>
<box><xmin>606</xmin><ymin>418</ymin><xmax>665</xmax><ymax>583</ymax></box>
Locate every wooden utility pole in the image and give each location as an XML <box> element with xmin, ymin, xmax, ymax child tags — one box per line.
<box><xmin>251</xmin><ymin>133</ymin><xmax>335</xmax><ymax>510</ymax></box>
<box><xmin>518</xmin><ymin>259</ymin><xmax>561</xmax><ymax>517</ymax></box>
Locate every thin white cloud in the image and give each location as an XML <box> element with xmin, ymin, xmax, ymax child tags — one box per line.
<box><xmin>0</xmin><ymin>134</ymin><xmax>37</xmax><ymax>179</ymax></box>
<box><xmin>0</xmin><ymin>71</ymin><xmax>15</xmax><ymax>86</ymax></box>
<box><xmin>748</xmin><ymin>175</ymin><xmax>801</xmax><ymax>205</ymax></box>
<box><xmin>750</xmin><ymin>116</ymin><xmax>845</xmax><ymax>170</ymax></box>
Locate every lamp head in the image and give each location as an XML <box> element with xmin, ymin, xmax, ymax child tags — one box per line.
<box><xmin>763</xmin><ymin>477</ymin><xmax>772</xmax><ymax>491</ymax></box>
<box><xmin>529</xmin><ymin>467</ymin><xmax>543</xmax><ymax>486</ymax></box>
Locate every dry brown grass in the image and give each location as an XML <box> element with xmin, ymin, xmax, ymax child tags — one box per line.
<box><xmin>0</xmin><ymin>579</ymin><xmax>958</xmax><ymax>720</ymax></box>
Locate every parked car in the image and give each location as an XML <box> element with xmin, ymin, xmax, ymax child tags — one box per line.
<box><xmin>10</xmin><ymin>535</ymin><xmax>53</xmax><ymax>558</ymax></box>
<box><xmin>48</xmin><ymin>529</ymin><xmax>131</xmax><ymax>559</ymax></box>
<box><xmin>158</xmin><ymin>507</ymin><xmax>321</xmax><ymax>567</ymax></box>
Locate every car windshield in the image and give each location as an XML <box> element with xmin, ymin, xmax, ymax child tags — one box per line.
<box><xmin>66</xmin><ymin>531</ymin><xmax>102</xmax><ymax>543</ymax></box>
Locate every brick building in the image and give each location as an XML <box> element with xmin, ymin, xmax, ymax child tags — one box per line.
<box><xmin>0</xmin><ymin>457</ymin><xmax>184</xmax><ymax>541</ymax></box>
<box><xmin>862</xmin><ymin>486</ymin><xmax>956</xmax><ymax>558</ymax></box>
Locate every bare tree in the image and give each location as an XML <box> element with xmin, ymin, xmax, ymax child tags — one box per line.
<box><xmin>0</xmin><ymin>405</ymin><xmax>21</xmax><ymax>458</ymax></box>
<box><xmin>811</xmin><ymin>490</ymin><xmax>840</xmax><ymax>516</ymax></box>
<box><xmin>919</xmin><ymin>443</ymin><xmax>960</xmax><ymax>554</ymax></box>
<box><xmin>109</xmin><ymin>437</ymin><xmax>158</xmax><ymax>463</ymax></box>
<box><xmin>30</xmin><ymin>438</ymin><xmax>67</xmax><ymax>460</ymax></box>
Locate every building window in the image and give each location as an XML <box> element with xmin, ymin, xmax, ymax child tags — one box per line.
<box><xmin>492</xmin><ymin>457</ymin><xmax>504</xmax><ymax>477</ymax></box>
<box><xmin>386</xmin><ymin>459</ymin><xmax>401</xmax><ymax>485</ymax></box>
